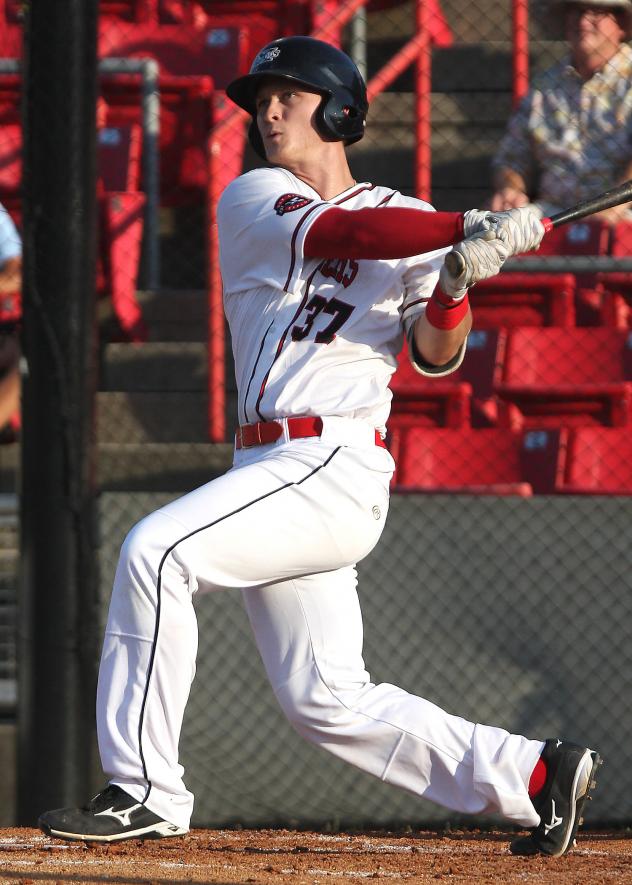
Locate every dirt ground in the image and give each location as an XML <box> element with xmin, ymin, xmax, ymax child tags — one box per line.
<box><xmin>0</xmin><ymin>827</ymin><xmax>630</xmax><ymax>884</ymax></box>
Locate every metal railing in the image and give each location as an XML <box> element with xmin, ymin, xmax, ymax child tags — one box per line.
<box><xmin>0</xmin><ymin>56</ymin><xmax>161</xmax><ymax>289</ymax></box>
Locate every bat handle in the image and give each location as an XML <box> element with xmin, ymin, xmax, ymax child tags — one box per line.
<box><xmin>444</xmin><ymin>215</ymin><xmax>555</xmax><ymax>279</ymax></box>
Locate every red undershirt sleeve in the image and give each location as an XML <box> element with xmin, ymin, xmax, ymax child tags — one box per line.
<box><xmin>304</xmin><ymin>206</ymin><xmax>465</xmax><ymax>259</ymax></box>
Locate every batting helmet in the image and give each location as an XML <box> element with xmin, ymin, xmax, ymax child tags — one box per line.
<box><xmin>226</xmin><ymin>36</ymin><xmax>368</xmax><ymax>159</ymax></box>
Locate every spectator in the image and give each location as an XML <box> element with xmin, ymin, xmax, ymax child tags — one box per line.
<box><xmin>0</xmin><ymin>201</ymin><xmax>21</xmax><ymax>438</ymax></box>
<box><xmin>491</xmin><ymin>0</ymin><xmax>632</xmax><ymax>223</ymax></box>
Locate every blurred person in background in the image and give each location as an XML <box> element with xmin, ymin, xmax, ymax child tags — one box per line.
<box><xmin>0</xmin><ymin>200</ymin><xmax>21</xmax><ymax>440</ymax></box>
<box><xmin>490</xmin><ymin>0</ymin><xmax>632</xmax><ymax>223</ymax></box>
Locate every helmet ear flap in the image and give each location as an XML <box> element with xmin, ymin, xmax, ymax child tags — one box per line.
<box><xmin>319</xmin><ymin>91</ymin><xmax>366</xmax><ymax>145</ymax></box>
<box><xmin>314</xmin><ymin>97</ymin><xmax>339</xmax><ymax>142</ymax></box>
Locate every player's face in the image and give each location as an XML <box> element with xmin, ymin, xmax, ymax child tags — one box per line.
<box><xmin>565</xmin><ymin>4</ymin><xmax>625</xmax><ymax>64</ymax></box>
<box><xmin>255</xmin><ymin>78</ymin><xmax>325</xmax><ymax>166</ymax></box>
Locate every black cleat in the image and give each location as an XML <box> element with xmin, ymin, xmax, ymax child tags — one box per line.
<box><xmin>38</xmin><ymin>784</ymin><xmax>188</xmax><ymax>843</ymax></box>
<box><xmin>510</xmin><ymin>738</ymin><xmax>602</xmax><ymax>857</ymax></box>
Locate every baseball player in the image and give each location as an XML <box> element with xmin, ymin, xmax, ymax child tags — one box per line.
<box><xmin>39</xmin><ymin>37</ymin><xmax>600</xmax><ymax>857</ymax></box>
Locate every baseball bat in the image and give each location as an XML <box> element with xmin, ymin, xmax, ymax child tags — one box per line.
<box><xmin>444</xmin><ymin>178</ymin><xmax>632</xmax><ymax>278</ymax></box>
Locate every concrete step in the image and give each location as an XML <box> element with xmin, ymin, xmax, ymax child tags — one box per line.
<box><xmin>365</xmin><ymin>40</ymin><xmax>568</xmax><ymax>94</ymax></box>
<box><xmin>358</xmin><ymin>91</ymin><xmax>512</xmax><ymax>152</ymax></box>
<box><xmin>0</xmin><ymin>442</ymin><xmax>234</xmax><ymax>492</ymax></box>
<box><xmin>100</xmin><ymin>289</ymin><xmax>208</xmax><ymax>343</ymax></box>
<box><xmin>102</xmin><ymin>342</ymin><xmax>210</xmax><ymax>392</ymax></box>
<box><xmin>97</xmin><ymin>442</ymin><xmax>233</xmax><ymax>491</ymax></box>
<box><xmin>97</xmin><ymin>391</ymin><xmax>209</xmax><ymax>443</ymax></box>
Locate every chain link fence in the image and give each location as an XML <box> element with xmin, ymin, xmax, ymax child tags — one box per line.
<box><xmin>1</xmin><ymin>0</ymin><xmax>631</xmax><ymax>825</ymax></box>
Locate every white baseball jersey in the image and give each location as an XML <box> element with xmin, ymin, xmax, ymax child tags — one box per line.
<box><xmin>218</xmin><ymin>167</ymin><xmax>463</xmax><ymax>430</ymax></box>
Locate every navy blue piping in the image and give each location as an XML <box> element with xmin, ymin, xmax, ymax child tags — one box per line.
<box><xmin>138</xmin><ymin>445</ymin><xmax>343</xmax><ymax>801</ymax></box>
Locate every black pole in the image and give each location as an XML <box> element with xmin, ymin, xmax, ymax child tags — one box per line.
<box><xmin>17</xmin><ymin>0</ymin><xmax>99</xmax><ymax>823</ymax></box>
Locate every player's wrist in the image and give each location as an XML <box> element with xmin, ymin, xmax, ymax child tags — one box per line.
<box><xmin>425</xmin><ymin>285</ymin><xmax>470</xmax><ymax>330</ymax></box>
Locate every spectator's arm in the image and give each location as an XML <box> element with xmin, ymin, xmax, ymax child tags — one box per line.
<box><xmin>0</xmin><ymin>256</ymin><xmax>21</xmax><ymax>293</ymax></box>
<box><xmin>490</xmin><ymin>92</ymin><xmax>536</xmax><ymax>210</ymax></box>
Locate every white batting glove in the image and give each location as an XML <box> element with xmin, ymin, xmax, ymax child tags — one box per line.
<box><xmin>491</xmin><ymin>206</ymin><xmax>546</xmax><ymax>255</ymax></box>
<box><xmin>439</xmin><ymin>230</ymin><xmax>510</xmax><ymax>300</ymax></box>
<box><xmin>462</xmin><ymin>208</ymin><xmax>499</xmax><ymax>237</ymax></box>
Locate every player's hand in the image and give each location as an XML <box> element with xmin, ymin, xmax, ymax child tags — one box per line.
<box><xmin>439</xmin><ymin>230</ymin><xmax>510</xmax><ymax>300</ymax></box>
<box><xmin>490</xmin><ymin>206</ymin><xmax>545</xmax><ymax>255</ymax></box>
<box><xmin>462</xmin><ymin>209</ymin><xmax>499</xmax><ymax>237</ymax></box>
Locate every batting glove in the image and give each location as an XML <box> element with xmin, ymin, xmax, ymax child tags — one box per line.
<box><xmin>440</xmin><ymin>230</ymin><xmax>510</xmax><ymax>300</ymax></box>
<box><xmin>462</xmin><ymin>208</ymin><xmax>499</xmax><ymax>237</ymax></box>
<box><xmin>491</xmin><ymin>206</ymin><xmax>545</xmax><ymax>255</ymax></box>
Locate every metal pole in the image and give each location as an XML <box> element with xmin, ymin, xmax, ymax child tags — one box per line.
<box><xmin>18</xmin><ymin>0</ymin><xmax>100</xmax><ymax>823</ymax></box>
<box><xmin>97</xmin><ymin>57</ymin><xmax>161</xmax><ymax>289</ymax></box>
<box><xmin>512</xmin><ymin>0</ymin><xmax>530</xmax><ymax>106</ymax></box>
<box><xmin>350</xmin><ymin>5</ymin><xmax>368</xmax><ymax>82</ymax></box>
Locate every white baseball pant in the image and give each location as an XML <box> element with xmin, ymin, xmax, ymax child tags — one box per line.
<box><xmin>96</xmin><ymin>417</ymin><xmax>543</xmax><ymax>830</ymax></box>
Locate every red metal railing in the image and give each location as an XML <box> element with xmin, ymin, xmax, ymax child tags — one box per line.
<box><xmin>206</xmin><ymin>0</ymin><xmax>446</xmax><ymax>441</ymax></box>
<box><xmin>513</xmin><ymin>0</ymin><xmax>529</xmax><ymax>106</ymax></box>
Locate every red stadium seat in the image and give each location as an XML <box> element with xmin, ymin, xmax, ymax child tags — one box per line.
<box><xmin>161</xmin><ymin>0</ymin><xmax>286</xmax><ymax>43</ymax></box>
<box><xmin>496</xmin><ymin>327</ymin><xmax>632</xmax><ymax>429</ymax></box>
<box><xmin>98</xmin><ymin>15</ymin><xmax>251</xmax><ymax>206</ymax></box>
<box><xmin>99</xmin><ymin>18</ymin><xmax>251</xmax><ymax>87</ymax></box>
<box><xmin>536</xmin><ymin>220</ymin><xmax>611</xmax><ymax>257</ymax></box>
<box><xmin>389</xmin><ymin>426</ymin><xmax>564</xmax><ymax>495</ymax></box>
<box><xmin>597</xmin><ymin>220</ymin><xmax>632</xmax><ymax>329</ymax></box>
<box><xmin>390</xmin><ymin>346</ymin><xmax>471</xmax><ymax>428</ymax></box>
<box><xmin>0</xmin><ymin>1</ymin><xmax>23</xmax><ymax>56</ymax></box>
<box><xmin>556</xmin><ymin>426</ymin><xmax>632</xmax><ymax>494</ymax></box>
<box><xmin>469</xmin><ymin>273</ymin><xmax>576</xmax><ymax>328</ymax></box>
<box><xmin>454</xmin><ymin>328</ymin><xmax>506</xmax><ymax>426</ymax></box>
<box><xmin>536</xmin><ymin>219</ymin><xmax>610</xmax><ymax>326</ymax></box>
<box><xmin>0</xmin><ymin>97</ymin><xmax>147</xmax><ymax>340</ymax></box>
<box><xmin>97</xmin><ymin>123</ymin><xmax>148</xmax><ymax>341</ymax></box>
<box><xmin>98</xmin><ymin>122</ymin><xmax>142</xmax><ymax>192</ymax></box>
<box><xmin>471</xmin><ymin>220</ymin><xmax>610</xmax><ymax>329</ymax></box>
<box><xmin>99</xmin><ymin>0</ymin><xmax>155</xmax><ymax>21</ymax></box>
<box><xmin>391</xmin><ymin>331</ymin><xmax>509</xmax><ymax>428</ymax></box>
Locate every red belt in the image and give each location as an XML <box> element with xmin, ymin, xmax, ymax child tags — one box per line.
<box><xmin>235</xmin><ymin>417</ymin><xmax>386</xmax><ymax>450</ymax></box>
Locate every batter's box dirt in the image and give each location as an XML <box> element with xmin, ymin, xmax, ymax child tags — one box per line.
<box><xmin>0</xmin><ymin>828</ymin><xmax>630</xmax><ymax>884</ymax></box>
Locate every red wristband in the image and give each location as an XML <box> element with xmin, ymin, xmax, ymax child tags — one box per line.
<box><xmin>425</xmin><ymin>287</ymin><xmax>470</xmax><ymax>330</ymax></box>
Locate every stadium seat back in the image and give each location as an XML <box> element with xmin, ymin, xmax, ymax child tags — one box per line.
<box><xmin>390</xmin><ymin>345</ymin><xmax>472</xmax><ymax>428</ymax></box>
<box><xmin>470</xmin><ymin>273</ymin><xmax>576</xmax><ymax>328</ymax></box>
<box><xmin>98</xmin><ymin>124</ymin><xmax>143</xmax><ymax>192</ymax></box>
<box><xmin>559</xmin><ymin>427</ymin><xmax>632</xmax><ymax>492</ymax></box>
<box><xmin>536</xmin><ymin>220</ymin><xmax>610</xmax><ymax>256</ymax></box>
<box><xmin>99</xmin><ymin>0</ymin><xmax>151</xmax><ymax>20</ymax></box>
<box><xmin>99</xmin><ymin>19</ymin><xmax>250</xmax><ymax>85</ymax></box>
<box><xmin>502</xmin><ymin>328</ymin><xmax>632</xmax><ymax>386</ymax></box>
<box><xmin>392</xmin><ymin>427</ymin><xmax>539</xmax><ymax>495</ymax></box>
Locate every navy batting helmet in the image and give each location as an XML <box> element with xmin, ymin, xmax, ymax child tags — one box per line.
<box><xmin>226</xmin><ymin>36</ymin><xmax>368</xmax><ymax>159</ymax></box>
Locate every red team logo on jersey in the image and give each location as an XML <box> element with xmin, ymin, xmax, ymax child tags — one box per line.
<box><xmin>274</xmin><ymin>193</ymin><xmax>314</xmax><ymax>215</ymax></box>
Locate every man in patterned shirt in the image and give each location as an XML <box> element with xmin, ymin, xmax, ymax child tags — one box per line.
<box><xmin>491</xmin><ymin>0</ymin><xmax>632</xmax><ymax>223</ymax></box>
